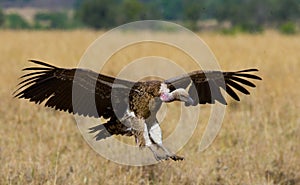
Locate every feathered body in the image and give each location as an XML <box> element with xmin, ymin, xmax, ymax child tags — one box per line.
<box><xmin>129</xmin><ymin>81</ymin><xmax>162</xmax><ymax>119</ymax></box>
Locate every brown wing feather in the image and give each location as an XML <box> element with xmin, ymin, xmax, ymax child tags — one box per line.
<box><xmin>14</xmin><ymin>60</ymin><xmax>135</xmax><ymax>118</ymax></box>
<box><xmin>165</xmin><ymin>69</ymin><xmax>261</xmax><ymax>105</ymax></box>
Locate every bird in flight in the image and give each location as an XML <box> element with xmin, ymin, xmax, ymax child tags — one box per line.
<box><xmin>14</xmin><ymin>60</ymin><xmax>261</xmax><ymax>161</ymax></box>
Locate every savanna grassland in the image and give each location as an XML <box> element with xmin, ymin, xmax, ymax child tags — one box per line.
<box><xmin>0</xmin><ymin>30</ymin><xmax>299</xmax><ymax>185</ymax></box>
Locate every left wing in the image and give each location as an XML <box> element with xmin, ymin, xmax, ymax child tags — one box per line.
<box><xmin>14</xmin><ymin>60</ymin><xmax>136</xmax><ymax>118</ymax></box>
<box><xmin>164</xmin><ymin>69</ymin><xmax>261</xmax><ymax>105</ymax></box>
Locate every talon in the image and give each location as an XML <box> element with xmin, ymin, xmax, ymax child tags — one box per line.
<box><xmin>170</xmin><ymin>155</ymin><xmax>184</xmax><ymax>161</ymax></box>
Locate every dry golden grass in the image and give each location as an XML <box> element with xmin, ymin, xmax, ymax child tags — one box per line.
<box><xmin>0</xmin><ymin>30</ymin><xmax>299</xmax><ymax>185</ymax></box>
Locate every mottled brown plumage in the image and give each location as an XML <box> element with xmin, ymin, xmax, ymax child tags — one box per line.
<box><xmin>14</xmin><ymin>60</ymin><xmax>261</xmax><ymax>161</ymax></box>
<box><xmin>129</xmin><ymin>81</ymin><xmax>162</xmax><ymax>119</ymax></box>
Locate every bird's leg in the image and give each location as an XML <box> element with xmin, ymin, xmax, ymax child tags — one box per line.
<box><xmin>155</xmin><ymin>143</ymin><xmax>184</xmax><ymax>161</ymax></box>
<box><xmin>148</xmin><ymin>144</ymin><xmax>168</xmax><ymax>161</ymax></box>
<box><xmin>148</xmin><ymin>122</ymin><xmax>184</xmax><ymax>161</ymax></box>
<box><xmin>141</xmin><ymin>123</ymin><xmax>170</xmax><ymax>161</ymax></box>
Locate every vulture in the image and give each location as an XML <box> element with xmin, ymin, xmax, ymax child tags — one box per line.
<box><xmin>14</xmin><ymin>60</ymin><xmax>261</xmax><ymax>161</ymax></box>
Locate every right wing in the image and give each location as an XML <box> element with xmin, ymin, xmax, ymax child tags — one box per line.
<box><xmin>165</xmin><ymin>69</ymin><xmax>262</xmax><ymax>105</ymax></box>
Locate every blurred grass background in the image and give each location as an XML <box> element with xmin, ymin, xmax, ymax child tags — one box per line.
<box><xmin>0</xmin><ymin>30</ymin><xmax>299</xmax><ymax>184</ymax></box>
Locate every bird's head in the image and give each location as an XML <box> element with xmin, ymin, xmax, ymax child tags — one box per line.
<box><xmin>160</xmin><ymin>88</ymin><xmax>194</xmax><ymax>106</ymax></box>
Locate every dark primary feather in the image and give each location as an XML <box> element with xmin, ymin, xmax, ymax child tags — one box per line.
<box><xmin>165</xmin><ymin>68</ymin><xmax>261</xmax><ymax>105</ymax></box>
<box><xmin>14</xmin><ymin>60</ymin><xmax>135</xmax><ymax>118</ymax></box>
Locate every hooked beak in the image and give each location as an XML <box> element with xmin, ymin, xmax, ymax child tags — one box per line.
<box><xmin>170</xmin><ymin>88</ymin><xmax>195</xmax><ymax>106</ymax></box>
<box><xmin>180</xmin><ymin>96</ymin><xmax>194</xmax><ymax>106</ymax></box>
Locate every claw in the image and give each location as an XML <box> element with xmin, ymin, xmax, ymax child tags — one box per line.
<box><xmin>156</xmin><ymin>154</ymin><xmax>184</xmax><ymax>161</ymax></box>
<box><xmin>169</xmin><ymin>155</ymin><xmax>184</xmax><ymax>161</ymax></box>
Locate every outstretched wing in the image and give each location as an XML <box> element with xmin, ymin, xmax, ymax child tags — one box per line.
<box><xmin>164</xmin><ymin>69</ymin><xmax>261</xmax><ymax>105</ymax></box>
<box><xmin>14</xmin><ymin>60</ymin><xmax>136</xmax><ymax>118</ymax></box>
